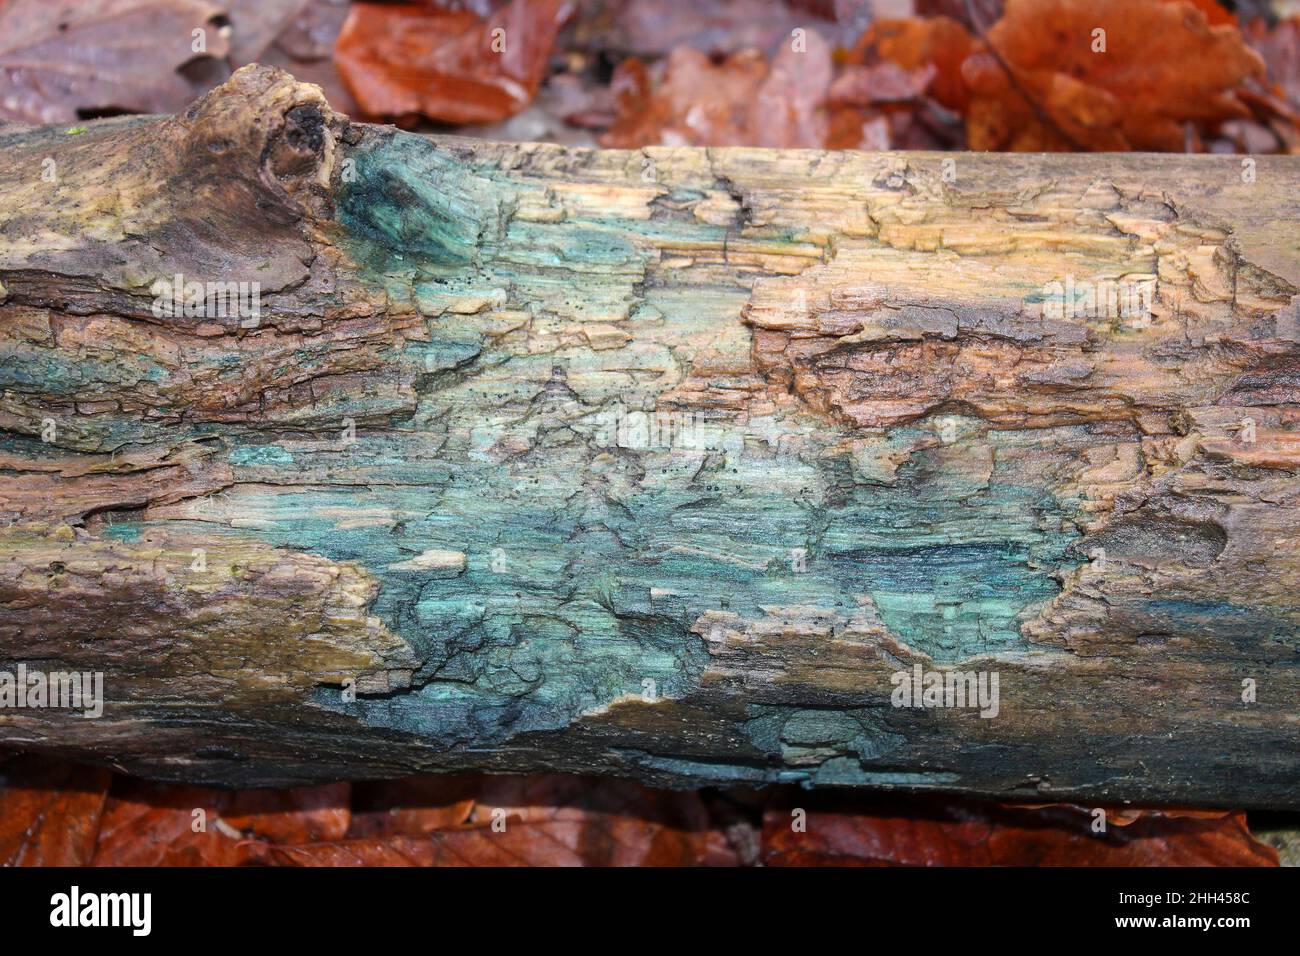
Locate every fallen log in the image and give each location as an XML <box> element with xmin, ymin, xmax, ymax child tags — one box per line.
<box><xmin>1</xmin><ymin>66</ymin><xmax>1298</xmax><ymax>806</ymax></box>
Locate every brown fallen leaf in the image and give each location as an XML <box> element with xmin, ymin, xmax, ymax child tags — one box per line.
<box><xmin>90</xmin><ymin>778</ymin><xmax>269</xmax><ymax>866</ymax></box>
<box><xmin>922</xmin><ymin>0</ymin><xmax>1231</xmax><ymax>31</ymax></box>
<box><xmin>824</xmin><ymin>109</ymin><xmax>893</xmax><ymax>150</ymax></box>
<box><xmin>1248</xmin><ymin>15</ymin><xmax>1300</xmax><ymax>109</ymax></box>
<box><xmin>222</xmin><ymin>0</ymin><xmax>312</xmax><ymax>67</ymax></box>
<box><xmin>221</xmin><ymin>781</ymin><xmax>350</xmax><ymax>843</ymax></box>
<box><xmin>1180</xmin><ymin>0</ymin><xmax>1237</xmax><ymax>27</ymax></box>
<box><xmin>268</xmin><ymin>835</ymin><xmax>441</xmax><ymax>866</ymax></box>
<box><xmin>0</xmin><ymin>0</ymin><xmax>231</xmax><ymax>124</ymax></box>
<box><xmin>962</xmin><ymin>0</ymin><xmax>1266</xmax><ymax>151</ymax></box>
<box><xmin>257</xmin><ymin>0</ymin><xmax>357</xmax><ymax>117</ymax></box>
<box><xmin>601</xmin><ymin>47</ymin><xmax>767</xmax><ymax>148</ymax></box>
<box><xmin>0</xmin><ymin>755</ymin><xmax>111</xmax><ymax>866</ymax></box>
<box><xmin>752</xmin><ymin>30</ymin><xmax>834</xmax><ymax>148</ymax></box>
<box><xmin>465</xmin><ymin>773</ymin><xmax>737</xmax><ymax>866</ymax></box>
<box><xmin>272</xmin><ymin>821</ymin><xmax>687</xmax><ymax>867</ymax></box>
<box><xmin>348</xmin><ymin>773</ymin><xmax>480</xmax><ymax>838</ymax></box>
<box><xmin>279</xmin><ymin>773</ymin><xmax>738</xmax><ymax>866</ymax></box>
<box><xmin>601</xmin><ymin>34</ymin><xmax>834</xmax><ymax>149</ymax></box>
<box><xmin>333</xmin><ymin>0</ymin><xmax>574</xmax><ymax>125</ymax></box>
<box><xmin>830</xmin><ymin>62</ymin><xmax>938</xmax><ymax>107</ymax></box>
<box><xmin>91</xmin><ymin>777</ymin><xmax>352</xmax><ymax>865</ymax></box>
<box><xmin>540</xmin><ymin>70</ymin><xmax>617</xmax><ymax>131</ymax></box>
<box><xmin>2</xmin><ymin>755</ymin><xmax>1280</xmax><ymax>868</ymax></box>
<box><xmin>850</xmin><ymin>16</ymin><xmax>973</xmax><ymax>111</ymax></box>
<box><xmin>916</xmin><ymin>0</ymin><xmax>1003</xmax><ymax>33</ymax></box>
<box><xmin>271</xmin><ymin>0</ymin><xmax>349</xmax><ymax>62</ymax></box>
<box><xmin>763</xmin><ymin>797</ymin><xmax>1280</xmax><ymax>866</ymax></box>
<box><xmin>571</xmin><ymin>0</ymin><xmax>847</xmax><ymax>60</ymax></box>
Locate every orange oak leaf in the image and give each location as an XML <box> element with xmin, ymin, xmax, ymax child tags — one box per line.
<box><xmin>762</xmin><ymin>798</ymin><xmax>1280</xmax><ymax>866</ymax></box>
<box><xmin>0</xmin><ymin>755</ymin><xmax>112</xmax><ymax>866</ymax></box>
<box><xmin>962</xmin><ymin>0</ymin><xmax>1265</xmax><ymax>151</ymax></box>
<box><xmin>334</xmin><ymin>0</ymin><xmax>573</xmax><ymax>125</ymax></box>
<box><xmin>851</xmin><ymin>16</ymin><xmax>974</xmax><ymax>112</ymax></box>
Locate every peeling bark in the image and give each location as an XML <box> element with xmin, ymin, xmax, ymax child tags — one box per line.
<box><xmin>1</xmin><ymin>66</ymin><xmax>1298</xmax><ymax>806</ymax></box>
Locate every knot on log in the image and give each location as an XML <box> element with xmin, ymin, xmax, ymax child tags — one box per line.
<box><xmin>0</xmin><ymin>66</ymin><xmax>355</xmax><ymax>324</ymax></box>
<box><xmin>172</xmin><ymin>64</ymin><xmax>347</xmax><ymax>228</ymax></box>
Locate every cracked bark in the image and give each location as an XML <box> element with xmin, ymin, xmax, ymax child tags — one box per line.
<box><xmin>1</xmin><ymin>66</ymin><xmax>1298</xmax><ymax>806</ymax></box>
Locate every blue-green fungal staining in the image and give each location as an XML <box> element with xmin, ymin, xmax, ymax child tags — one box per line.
<box><xmin>9</xmin><ymin>73</ymin><xmax>1294</xmax><ymax>802</ymax></box>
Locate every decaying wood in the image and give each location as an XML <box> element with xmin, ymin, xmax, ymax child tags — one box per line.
<box><xmin>1</xmin><ymin>66</ymin><xmax>1298</xmax><ymax>806</ymax></box>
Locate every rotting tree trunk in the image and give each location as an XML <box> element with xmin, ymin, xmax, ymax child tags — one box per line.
<box><xmin>1</xmin><ymin>66</ymin><xmax>1298</xmax><ymax>806</ymax></box>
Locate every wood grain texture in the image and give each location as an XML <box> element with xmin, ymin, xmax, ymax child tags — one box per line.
<box><xmin>1</xmin><ymin>66</ymin><xmax>1298</xmax><ymax>806</ymax></box>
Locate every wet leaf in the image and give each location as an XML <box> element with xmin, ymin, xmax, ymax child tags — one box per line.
<box><xmin>3</xmin><ymin>756</ymin><xmax>1278</xmax><ymax>868</ymax></box>
<box><xmin>90</xmin><ymin>778</ymin><xmax>270</xmax><ymax>866</ymax></box>
<box><xmin>962</xmin><ymin>0</ymin><xmax>1265</xmax><ymax>151</ymax></box>
<box><xmin>89</xmin><ymin>777</ymin><xmax>352</xmax><ymax>863</ymax></box>
<box><xmin>278</xmin><ymin>773</ymin><xmax>738</xmax><ymax>866</ymax></box>
<box><xmin>348</xmin><ymin>773</ymin><xmax>480</xmax><ymax>838</ymax></box>
<box><xmin>0</xmin><ymin>755</ymin><xmax>111</xmax><ymax>866</ymax></box>
<box><xmin>221</xmin><ymin>781</ymin><xmax>350</xmax><ymax>843</ymax></box>
<box><xmin>333</xmin><ymin>0</ymin><xmax>574</xmax><ymax>125</ymax></box>
<box><xmin>268</xmin><ymin>835</ymin><xmax>440</xmax><ymax>866</ymax></box>
<box><xmin>763</xmin><ymin>798</ymin><xmax>1280</xmax><ymax>866</ymax></box>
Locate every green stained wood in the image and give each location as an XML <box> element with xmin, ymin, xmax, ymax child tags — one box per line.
<box><xmin>1</xmin><ymin>67</ymin><xmax>1298</xmax><ymax>805</ymax></box>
